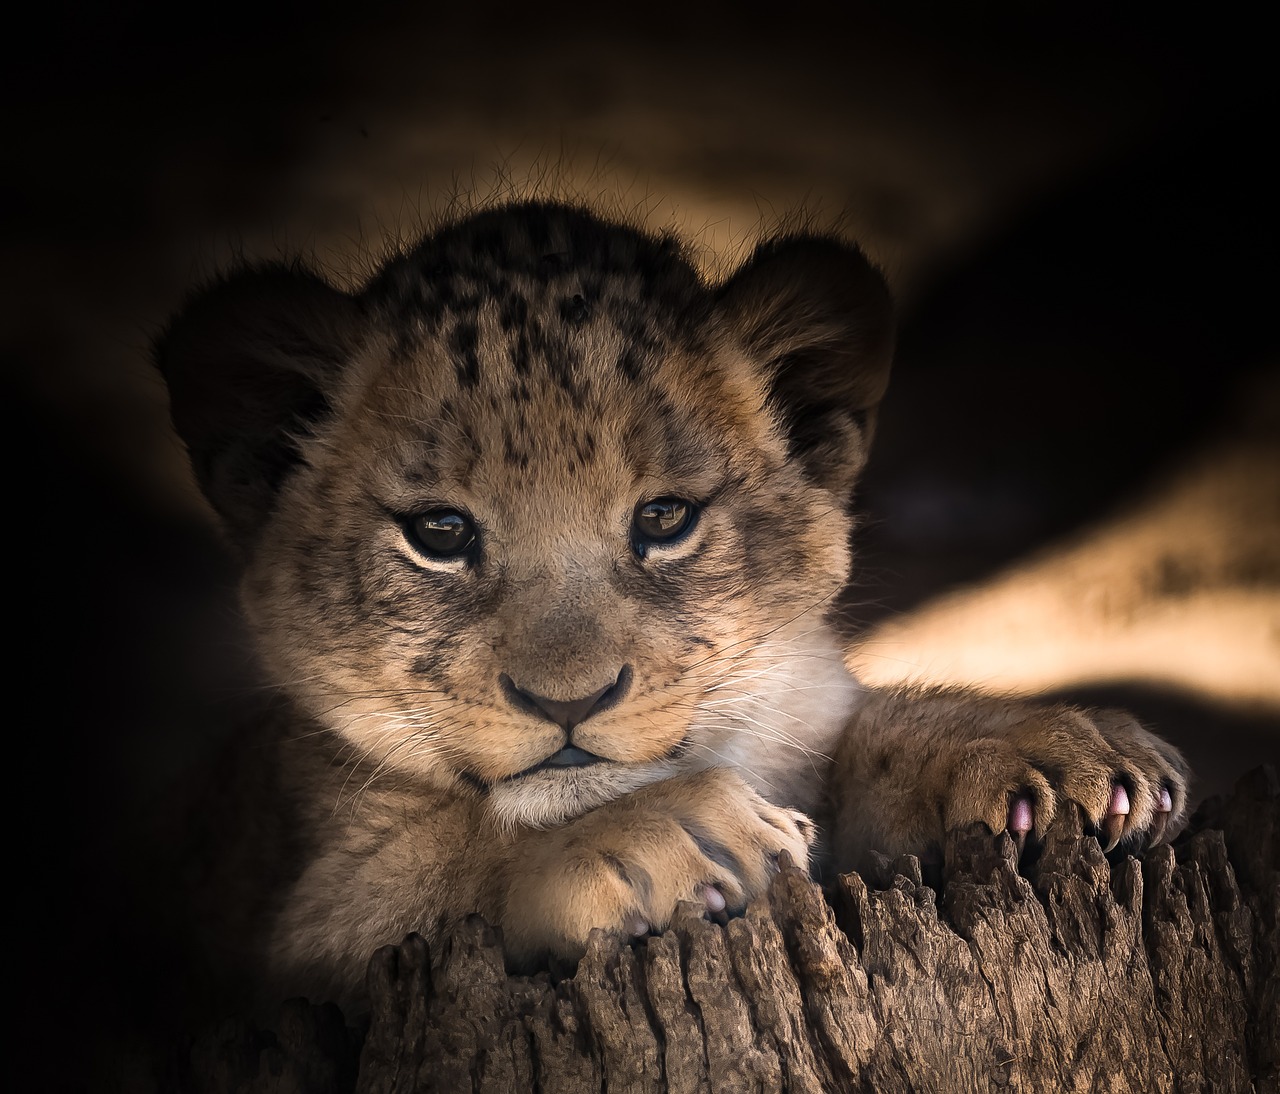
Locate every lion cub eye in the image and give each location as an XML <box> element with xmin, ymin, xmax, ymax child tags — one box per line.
<box><xmin>406</xmin><ymin>509</ymin><xmax>477</xmax><ymax>559</ymax></box>
<box><xmin>632</xmin><ymin>497</ymin><xmax>697</xmax><ymax>554</ymax></box>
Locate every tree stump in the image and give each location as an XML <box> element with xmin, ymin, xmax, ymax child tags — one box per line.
<box><xmin>177</xmin><ymin>766</ymin><xmax>1279</xmax><ymax>1093</ymax></box>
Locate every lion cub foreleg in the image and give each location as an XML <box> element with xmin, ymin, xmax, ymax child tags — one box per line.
<box><xmin>827</xmin><ymin>688</ymin><xmax>1189</xmax><ymax>874</ymax></box>
<box><xmin>500</xmin><ymin>768</ymin><xmax>814</xmax><ymax>967</ymax></box>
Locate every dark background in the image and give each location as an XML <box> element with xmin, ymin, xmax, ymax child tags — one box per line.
<box><xmin>8</xmin><ymin>2</ymin><xmax>1277</xmax><ymax>1084</ymax></box>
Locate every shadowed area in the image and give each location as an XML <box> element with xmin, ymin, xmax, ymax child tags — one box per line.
<box><xmin>7</xmin><ymin>3</ymin><xmax>1276</xmax><ymax>1084</ymax></box>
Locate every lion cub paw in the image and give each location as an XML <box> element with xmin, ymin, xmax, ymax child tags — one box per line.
<box><xmin>501</xmin><ymin>769</ymin><xmax>813</xmax><ymax>966</ymax></box>
<box><xmin>833</xmin><ymin>697</ymin><xmax>1191</xmax><ymax>873</ymax></box>
<box><xmin>936</xmin><ymin>706</ymin><xmax>1191</xmax><ymax>860</ymax></box>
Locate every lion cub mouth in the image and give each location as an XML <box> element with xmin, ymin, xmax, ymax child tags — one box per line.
<box><xmin>509</xmin><ymin>746</ymin><xmax>608</xmax><ymax>781</ymax></box>
<box><xmin>484</xmin><ymin>738</ymin><xmax>689</xmax><ymax>827</ymax></box>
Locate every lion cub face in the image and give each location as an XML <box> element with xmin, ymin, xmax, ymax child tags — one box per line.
<box><xmin>160</xmin><ymin>204</ymin><xmax>893</xmax><ymax>826</ymax></box>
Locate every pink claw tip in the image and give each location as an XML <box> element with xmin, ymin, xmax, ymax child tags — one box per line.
<box><xmin>701</xmin><ymin>885</ymin><xmax>727</xmax><ymax>914</ymax></box>
<box><xmin>1108</xmin><ymin>783</ymin><xmax>1131</xmax><ymax>816</ymax></box>
<box><xmin>1158</xmin><ymin>787</ymin><xmax>1173</xmax><ymax>812</ymax></box>
<box><xmin>1008</xmin><ymin>796</ymin><xmax>1034</xmax><ymax>835</ymax></box>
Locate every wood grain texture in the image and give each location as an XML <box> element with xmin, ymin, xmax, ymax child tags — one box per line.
<box><xmin>172</xmin><ymin>766</ymin><xmax>1278</xmax><ymax>1093</ymax></box>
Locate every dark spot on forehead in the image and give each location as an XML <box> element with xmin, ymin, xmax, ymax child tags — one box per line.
<box><xmin>499</xmin><ymin>293</ymin><xmax>528</xmax><ymax>332</ymax></box>
<box><xmin>560</xmin><ymin>293</ymin><xmax>590</xmax><ymax>325</ymax></box>
<box><xmin>573</xmin><ymin>430</ymin><xmax>597</xmax><ymax>466</ymax></box>
<box><xmin>510</xmin><ymin>331</ymin><xmax>531</xmax><ymax>375</ymax></box>
<box><xmin>618</xmin><ymin>346</ymin><xmax>645</xmax><ymax>382</ymax></box>
<box><xmin>450</xmin><ymin>320</ymin><xmax>481</xmax><ymax>389</ymax></box>
<box><xmin>519</xmin><ymin>318</ymin><xmax>583</xmax><ymax>404</ymax></box>
<box><xmin>502</xmin><ymin>429</ymin><xmax>524</xmax><ymax>467</ymax></box>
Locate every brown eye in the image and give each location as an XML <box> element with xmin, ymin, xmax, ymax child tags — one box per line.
<box><xmin>407</xmin><ymin>509</ymin><xmax>477</xmax><ymax>559</ymax></box>
<box><xmin>632</xmin><ymin>497</ymin><xmax>697</xmax><ymax>554</ymax></box>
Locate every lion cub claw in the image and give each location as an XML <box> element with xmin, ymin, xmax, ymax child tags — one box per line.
<box><xmin>501</xmin><ymin>769</ymin><xmax>814</xmax><ymax>966</ymax></box>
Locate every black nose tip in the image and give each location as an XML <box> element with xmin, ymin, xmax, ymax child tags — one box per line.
<box><xmin>500</xmin><ymin>665</ymin><xmax>632</xmax><ymax>730</ymax></box>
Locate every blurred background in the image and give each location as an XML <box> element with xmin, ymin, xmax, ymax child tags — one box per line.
<box><xmin>8</xmin><ymin>0</ymin><xmax>1276</xmax><ymax>1073</ymax></box>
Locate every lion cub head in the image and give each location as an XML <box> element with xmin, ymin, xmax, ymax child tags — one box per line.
<box><xmin>159</xmin><ymin>203</ymin><xmax>893</xmax><ymax>826</ymax></box>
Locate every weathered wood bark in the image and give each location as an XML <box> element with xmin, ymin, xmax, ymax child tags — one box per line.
<box><xmin>179</xmin><ymin>767</ymin><xmax>1278</xmax><ymax>1093</ymax></box>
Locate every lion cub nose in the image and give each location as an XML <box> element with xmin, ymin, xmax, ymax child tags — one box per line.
<box><xmin>500</xmin><ymin>666</ymin><xmax>632</xmax><ymax>730</ymax></box>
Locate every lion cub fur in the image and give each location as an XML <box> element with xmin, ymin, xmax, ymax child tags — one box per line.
<box><xmin>159</xmin><ymin>202</ymin><xmax>1188</xmax><ymax>1017</ymax></box>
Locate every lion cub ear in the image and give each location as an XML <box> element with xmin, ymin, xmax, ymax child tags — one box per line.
<box><xmin>716</xmin><ymin>237</ymin><xmax>894</xmax><ymax>503</ymax></box>
<box><xmin>155</xmin><ymin>265</ymin><xmax>364</xmax><ymax>554</ymax></box>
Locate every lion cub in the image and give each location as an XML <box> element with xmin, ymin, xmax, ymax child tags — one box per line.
<box><xmin>159</xmin><ymin>202</ymin><xmax>1188</xmax><ymax>1015</ymax></box>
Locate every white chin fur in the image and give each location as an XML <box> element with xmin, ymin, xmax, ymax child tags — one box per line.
<box><xmin>487</xmin><ymin>760</ymin><xmax>678</xmax><ymax>830</ymax></box>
